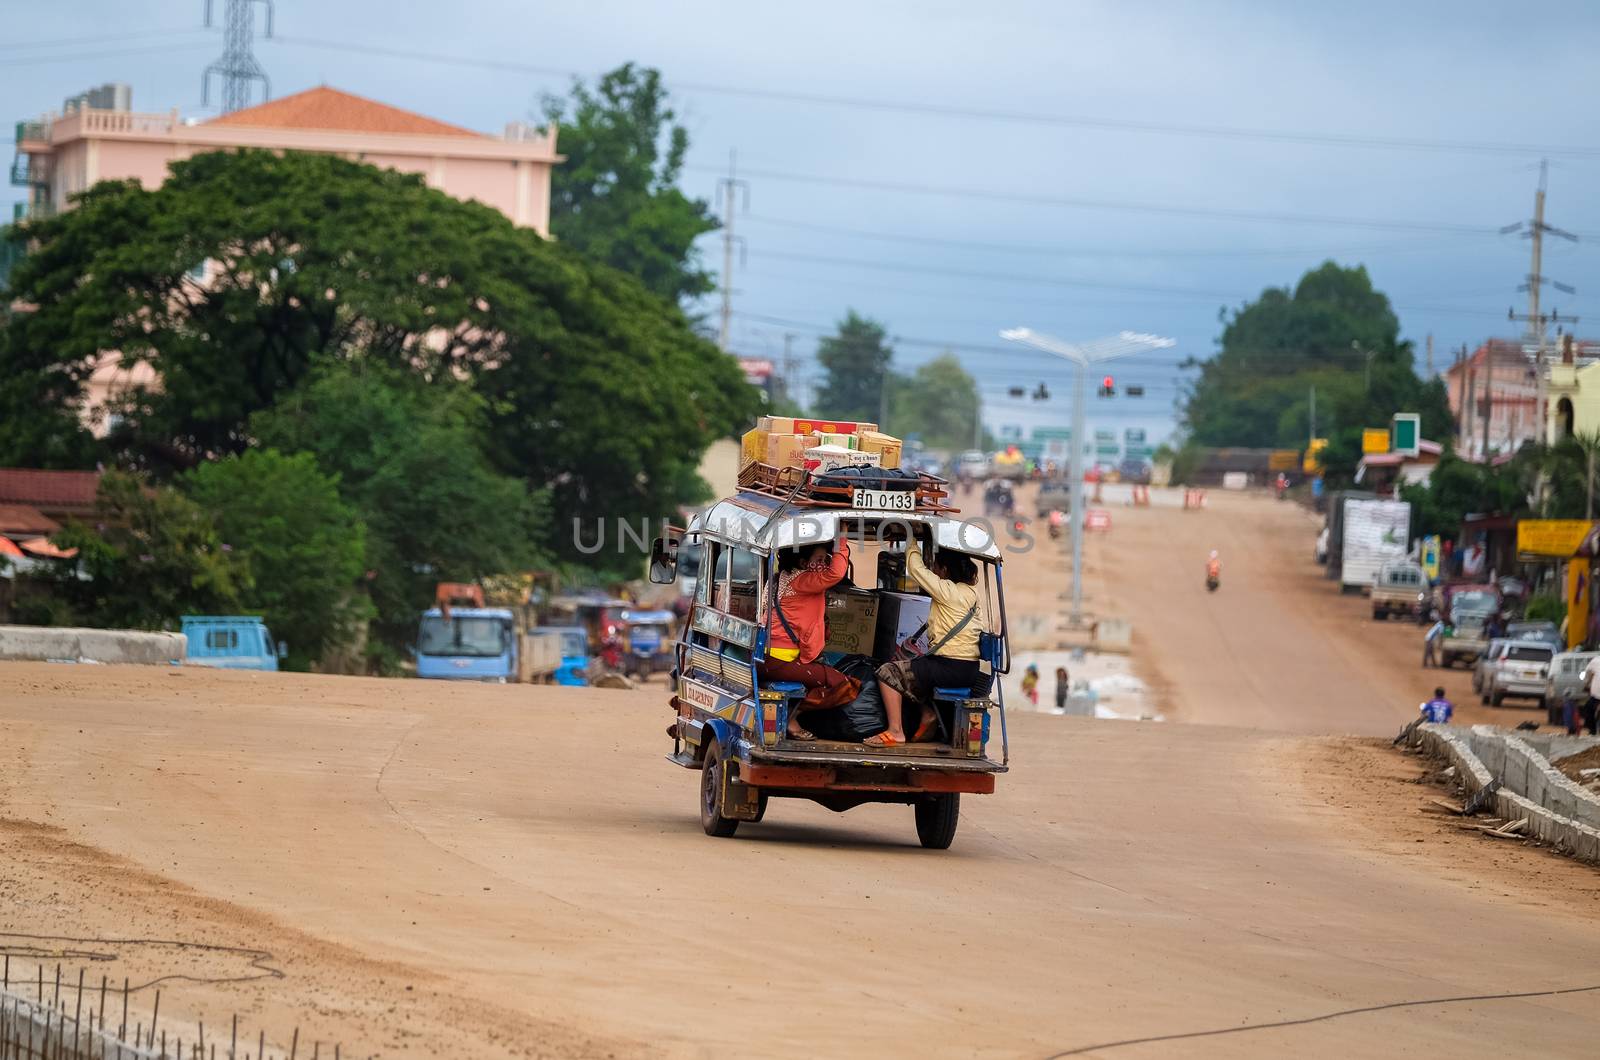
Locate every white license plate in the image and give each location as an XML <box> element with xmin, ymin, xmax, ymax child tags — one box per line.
<box><xmin>853</xmin><ymin>488</ymin><xmax>915</xmax><ymax>512</ymax></box>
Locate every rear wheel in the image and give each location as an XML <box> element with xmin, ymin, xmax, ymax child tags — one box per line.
<box><xmin>1490</xmin><ymin>688</ymin><xmax>1506</xmax><ymax>707</ymax></box>
<box><xmin>914</xmin><ymin>793</ymin><xmax>960</xmax><ymax>850</ymax></box>
<box><xmin>700</xmin><ymin>742</ymin><xmax>739</xmax><ymax>838</ymax></box>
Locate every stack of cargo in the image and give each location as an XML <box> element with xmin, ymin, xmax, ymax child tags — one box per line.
<box><xmin>740</xmin><ymin>416</ymin><xmax>904</xmax><ymax>475</ymax></box>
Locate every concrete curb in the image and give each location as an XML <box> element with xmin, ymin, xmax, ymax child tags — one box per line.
<box><xmin>0</xmin><ymin>624</ymin><xmax>186</xmax><ymax>666</ymax></box>
<box><xmin>1409</xmin><ymin>723</ymin><xmax>1600</xmax><ymax>864</ymax></box>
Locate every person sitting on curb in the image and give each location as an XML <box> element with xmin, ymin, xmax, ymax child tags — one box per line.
<box><xmin>1419</xmin><ymin>687</ymin><xmax>1453</xmax><ymax>724</ymax></box>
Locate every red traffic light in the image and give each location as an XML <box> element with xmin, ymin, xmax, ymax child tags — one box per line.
<box><xmin>1102</xmin><ymin>375</ymin><xmax>1114</xmax><ymax>389</ymax></box>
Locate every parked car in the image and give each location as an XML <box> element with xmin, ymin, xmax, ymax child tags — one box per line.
<box><xmin>1370</xmin><ymin>560</ymin><xmax>1429</xmax><ymax>621</ymax></box>
<box><xmin>1475</xmin><ymin>639</ymin><xmax>1554</xmax><ymax>707</ymax></box>
<box><xmin>957</xmin><ymin>450</ymin><xmax>990</xmax><ymax>480</ymax></box>
<box><xmin>1542</xmin><ymin>651</ymin><xmax>1598</xmax><ymax>724</ymax></box>
<box><xmin>1117</xmin><ymin>458</ymin><xmax>1151</xmax><ymax>485</ymax></box>
<box><xmin>182</xmin><ymin>615</ymin><xmax>284</xmax><ymax>671</ymax></box>
<box><xmin>1506</xmin><ymin>620</ymin><xmax>1561</xmax><ymax>652</ymax></box>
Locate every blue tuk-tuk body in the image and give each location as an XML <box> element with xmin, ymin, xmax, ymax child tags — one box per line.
<box><xmin>182</xmin><ymin>615</ymin><xmax>284</xmax><ymax>671</ymax></box>
<box><xmin>622</xmin><ymin>608</ymin><xmax>677</xmax><ymax>681</ymax></box>
<box><xmin>654</xmin><ymin>475</ymin><xmax>1010</xmax><ymax>851</ymax></box>
<box><xmin>545</xmin><ymin>625</ymin><xmax>591</xmax><ymax>686</ymax></box>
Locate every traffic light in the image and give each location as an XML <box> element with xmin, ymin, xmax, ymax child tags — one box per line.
<box><xmin>1033</xmin><ymin>383</ymin><xmax>1050</xmax><ymax>401</ymax></box>
<box><xmin>1007</xmin><ymin>386</ymin><xmax>1026</xmax><ymax>398</ymax></box>
<box><xmin>1126</xmin><ymin>385</ymin><xmax>1144</xmax><ymax>397</ymax></box>
<box><xmin>1098</xmin><ymin>375</ymin><xmax>1115</xmax><ymax>397</ymax></box>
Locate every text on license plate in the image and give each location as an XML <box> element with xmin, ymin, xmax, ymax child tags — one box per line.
<box><xmin>852</xmin><ymin>488</ymin><xmax>915</xmax><ymax>512</ymax></box>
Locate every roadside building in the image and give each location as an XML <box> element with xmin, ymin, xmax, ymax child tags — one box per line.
<box><xmin>1545</xmin><ymin>334</ymin><xmax>1600</xmax><ymax>444</ymax></box>
<box><xmin>1443</xmin><ymin>337</ymin><xmax>1600</xmax><ymax>459</ymax></box>
<box><xmin>12</xmin><ymin>83</ymin><xmax>560</xmax><ymax>232</ymax></box>
<box><xmin>1354</xmin><ymin>439</ymin><xmax>1443</xmax><ymax>494</ymax></box>
<box><xmin>9</xmin><ymin>83</ymin><xmax>563</xmax><ymax>434</ymax></box>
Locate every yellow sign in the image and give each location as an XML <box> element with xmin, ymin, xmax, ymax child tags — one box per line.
<box><xmin>1516</xmin><ymin>519</ymin><xmax>1594</xmax><ymax>557</ymax></box>
<box><xmin>1302</xmin><ymin>438</ymin><xmax>1328</xmax><ymax>473</ymax></box>
<box><xmin>1268</xmin><ymin>449</ymin><xmax>1300</xmax><ymax>471</ymax></box>
<box><xmin>1361</xmin><ymin>428</ymin><xmax>1390</xmax><ymax>454</ymax></box>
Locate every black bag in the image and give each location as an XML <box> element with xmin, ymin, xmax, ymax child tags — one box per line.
<box><xmin>813</xmin><ymin>465</ymin><xmax>922</xmax><ymax>492</ymax></box>
<box><xmin>803</xmin><ymin>653</ymin><xmax>888</xmax><ymax>742</ymax></box>
<box><xmin>805</xmin><ymin>677</ymin><xmax>887</xmax><ymax>742</ymax></box>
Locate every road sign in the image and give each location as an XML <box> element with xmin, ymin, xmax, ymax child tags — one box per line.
<box><xmin>1361</xmin><ymin>428</ymin><xmax>1390</xmax><ymax>454</ymax></box>
<box><xmin>1392</xmin><ymin>413</ymin><xmax>1420</xmax><ymax>456</ymax></box>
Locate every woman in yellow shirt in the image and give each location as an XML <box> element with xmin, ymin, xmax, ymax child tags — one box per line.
<box><xmin>867</xmin><ymin>548</ymin><xmax>982</xmax><ymax>746</ymax></box>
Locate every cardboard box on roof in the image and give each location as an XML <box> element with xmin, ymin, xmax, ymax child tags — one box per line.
<box><xmin>794</xmin><ymin>418</ymin><xmax>868</xmax><ymax>436</ymax></box>
<box><xmin>816</xmin><ymin>431</ymin><xmax>855</xmax><ymax>449</ymax></box>
<box><xmin>741</xmin><ymin>427</ymin><xmax>769</xmax><ymax>468</ymax></box>
<box><xmin>758</xmin><ymin>416</ymin><xmax>797</xmax><ymax>434</ymax></box>
<box><xmin>824</xmin><ymin>588</ymin><xmax>879</xmax><ymax>655</ymax></box>
<box><xmin>856</xmin><ymin>430</ymin><xmax>903</xmax><ymax>469</ymax></box>
<box><xmin>767</xmin><ymin>432</ymin><xmax>812</xmax><ymax>469</ymax></box>
<box><xmin>804</xmin><ymin>445</ymin><xmax>881</xmax><ymax>473</ymax></box>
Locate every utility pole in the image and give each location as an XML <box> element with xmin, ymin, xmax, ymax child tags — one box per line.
<box><xmin>1506</xmin><ymin>159</ymin><xmax>1578</xmax><ymax>442</ymax></box>
<box><xmin>1455</xmin><ymin>345</ymin><xmax>1468</xmax><ymax>451</ymax></box>
<box><xmin>1465</xmin><ymin>368</ymin><xmax>1478</xmax><ymax>460</ymax></box>
<box><xmin>1308</xmin><ymin>384</ymin><xmax>1316</xmax><ymax>447</ymax></box>
<box><xmin>716</xmin><ymin>151</ymin><xmax>747</xmax><ymax>352</ymax></box>
<box><xmin>1425</xmin><ymin>334</ymin><xmax>1434</xmax><ymax>377</ymax></box>
<box><xmin>972</xmin><ymin>392</ymin><xmax>983</xmax><ymax>450</ymax></box>
<box><xmin>777</xmin><ymin>332</ymin><xmax>796</xmax><ymax>408</ymax></box>
<box><xmin>1481</xmin><ymin>347</ymin><xmax>1494</xmax><ymax>460</ymax></box>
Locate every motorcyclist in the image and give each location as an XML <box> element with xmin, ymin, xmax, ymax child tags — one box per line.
<box><xmin>1205</xmin><ymin>550</ymin><xmax>1222</xmax><ymax>583</ymax></box>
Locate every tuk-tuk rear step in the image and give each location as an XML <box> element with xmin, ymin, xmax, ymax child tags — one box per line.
<box><xmin>743</xmin><ymin>762</ymin><xmax>996</xmax><ymax>795</ymax></box>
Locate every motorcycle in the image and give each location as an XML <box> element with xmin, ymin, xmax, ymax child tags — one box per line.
<box><xmin>1206</xmin><ymin>574</ymin><xmax>1220</xmax><ymax>592</ymax></box>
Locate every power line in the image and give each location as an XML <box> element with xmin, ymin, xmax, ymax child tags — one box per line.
<box><xmin>0</xmin><ymin>28</ymin><xmax>207</xmax><ymax>53</ymax></box>
<box><xmin>741</xmin><ymin>213</ymin><xmax>1485</xmax><ymax>262</ymax></box>
<box><xmin>261</xmin><ymin>35</ymin><xmax>1600</xmax><ymax>160</ymax></box>
<box><xmin>690</xmin><ymin>165</ymin><xmax>1502</xmax><ymax>234</ymax></box>
<box><xmin>0</xmin><ymin>41</ymin><xmax>215</xmax><ymax>68</ymax></box>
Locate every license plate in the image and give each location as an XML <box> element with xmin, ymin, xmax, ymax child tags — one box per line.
<box><xmin>853</xmin><ymin>488</ymin><xmax>915</xmax><ymax>512</ymax></box>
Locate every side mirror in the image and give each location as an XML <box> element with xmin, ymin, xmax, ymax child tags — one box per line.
<box><xmin>649</xmin><ymin>532</ymin><xmax>681</xmax><ymax>585</ymax></box>
<box><xmin>276</xmin><ymin>640</ymin><xmax>288</xmax><ymax>659</ymax></box>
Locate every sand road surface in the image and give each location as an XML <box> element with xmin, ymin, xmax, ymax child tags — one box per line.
<box><xmin>3</xmin><ymin>488</ymin><xmax>1598</xmax><ymax>1057</ymax></box>
<box><xmin>4</xmin><ymin>664</ymin><xmax>1599</xmax><ymax>1059</ymax></box>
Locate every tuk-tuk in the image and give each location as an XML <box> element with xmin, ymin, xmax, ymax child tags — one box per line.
<box><xmin>544</xmin><ymin>625</ymin><xmax>592</xmax><ymax>686</ymax></box>
<box><xmin>621</xmin><ymin>608</ymin><xmax>677</xmax><ymax>681</ymax></box>
<box><xmin>649</xmin><ymin>465</ymin><xmax>1010</xmax><ymax>850</ymax></box>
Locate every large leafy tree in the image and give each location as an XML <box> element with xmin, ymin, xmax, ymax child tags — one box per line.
<box><xmin>251</xmin><ymin>362</ymin><xmax>547</xmax><ymax>662</ymax></box>
<box><xmin>1183</xmin><ymin>261</ymin><xmax>1452</xmax><ymax>478</ymax></box>
<box><xmin>542</xmin><ymin>63</ymin><xmax>719</xmax><ymax>305</ymax></box>
<box><xmin>0</xmin><ymin>148</ymin><xmax>758</xmax><ymax>540</ymax></box>
<box><xmin>814</xmin><ymin>311</ymin><xmax>895</xmax><ymax>423</ymax></box>
<box><xmin>892</xmin><ymin>353</ymin><xmax>981</xmax><ymax>450</ymax></box>
<box><xmin>39</xmin><ymin>473</ymin><xmax>246</xmax><ymax>629</ymax></box>
<box><xmin>184</xmin><ymin>449</ymin><xmax>368</xmax><ymax>670</ymax></box>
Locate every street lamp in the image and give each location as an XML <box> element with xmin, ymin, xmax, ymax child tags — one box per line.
<box><xmin>1000</xmin><ymin>327</ymin><xmax>1175</xmax><ymax>625</ymax></box>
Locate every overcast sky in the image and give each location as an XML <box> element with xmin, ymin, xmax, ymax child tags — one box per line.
<box><xmin>6</xmin><ymin>0</ymin><xmax>1600</xmax><ymax>443</ymax></box>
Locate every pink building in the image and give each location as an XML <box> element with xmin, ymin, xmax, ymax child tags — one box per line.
<box><xmin>1441</xmin><ymin>338</ymin><xmax>1600</xmax><ymax>459</ymax></box>
<box><xmin>11</xmin><ymin>84</ymin><xmax>562</xmax><ymax>433</ymax></box>
<box><xmin>14</xmin><ymin>84</ymin><xmax>560</xmax><ymax>232</ymax></box>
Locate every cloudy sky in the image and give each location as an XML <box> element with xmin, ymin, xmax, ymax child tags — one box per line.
<box><xmin>7</xmin><ymin>0</ymin><xmax>1600</xmax><ymax>443</ymax></box>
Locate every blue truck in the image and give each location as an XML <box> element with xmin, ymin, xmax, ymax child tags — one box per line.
<box><xmin>182</xmin><ymin>615</ymin><xmax>284</xmax><ymax>671</ymax></box>
<box><xmin>414</xmin><ymin>604</ymin><xmax>567</xmax><ymax>683</ymax></box>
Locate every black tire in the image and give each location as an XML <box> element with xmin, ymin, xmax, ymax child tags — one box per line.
<box><xmin>751</xmin><ymin>791</ymin><xmax>770</xmax><ymax>823</ymax></box>
<box><xmin>914</xmin><ymin>793</ymin><xmax>960</xmax><ymax>850</ymax></box>
<box><xmin>700</xmin><ymin>742</ymin><xmax>739</xmax><ymax>838</ymax></box>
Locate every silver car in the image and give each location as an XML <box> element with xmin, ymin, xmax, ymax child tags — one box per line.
<box><xmin>1543</xmin><ymin>651</ymin><xmax>1598</xmax><ymax>723</ymax></box>
<box><xmin>1478</xmin><ymin>640</ymin><xmax>1554</xmax><ymax>707</ymax></box>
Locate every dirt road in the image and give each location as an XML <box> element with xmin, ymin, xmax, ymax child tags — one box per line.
<box><xmin>3</xmin><ymin>487</ymin><xmax>1597</xmax><ymax>1058</ymax></box>
<box><xmin>1091</xmin><ymin>486</ymin><xmax>1534</xmax><ymax>732</ymax></box>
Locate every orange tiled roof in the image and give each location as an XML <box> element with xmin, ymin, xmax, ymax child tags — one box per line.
<box><xmin>207</xmin><ymin>86</ymin><xmax>485</xmax><ymax>138</ymax></box>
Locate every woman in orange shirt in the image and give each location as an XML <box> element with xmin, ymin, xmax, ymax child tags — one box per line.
<box><xmin>758</xmin><ymin>539</ymin><xmax>860</xmax><ymax>740</ymax></box>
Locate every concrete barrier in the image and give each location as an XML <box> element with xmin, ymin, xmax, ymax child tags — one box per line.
<box><xmin>1409</xmin><ymin>723</ymin><xmax>1600</xmax><ymax>864</ymax></box>
<box><xmin>0</xmin><ymin>624</ymin><xmax>185</xmax><ymax>666</ymax></box>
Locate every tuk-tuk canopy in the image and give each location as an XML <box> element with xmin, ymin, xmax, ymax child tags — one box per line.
<box><xmin>690</xmin><ymin>494</ymin><xmax>1002</xmax><ymax>561</ymax></box>
<box><xmin>621</xmin><ymin>609</ymin><xmax>676</xmax><ymax>625</ymax></box>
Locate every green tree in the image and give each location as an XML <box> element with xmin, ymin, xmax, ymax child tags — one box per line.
<box><xmin>184</xmin><ymin>449</ymin><xmax>367</xmax><ymax>670</ymax></box>
<box><xmin>814</xmin><ymin>311</ymin><xmax>894</xmax><ymax>423</ymax></box>
<box><xmin>892</xmin><ymin>353</ymin><xmax>980</xmax><ymax>450</ymax></box>
<box><xmin>542</xmin><ymin>63</ymin><xmax>719</xmax><ymax>305</ymax></box>
<box><xmin>0</xmin><ymin>148</ymin><xmax>758</xmax><ymax>545</ymax></box>
<box><xmin>42</xmin><ymin>472</ymin><xmax>246</xmax><ymax>629</ymax></box>
<box><xmin>1399</xmin><ymin>449</ymin><xmax>1531</xmax><ymax>539</ymax></box>
<box><xmin>1183</xmin><ymin>261</ymin><xmax>1452</xmax><ymax>480</ymax></box>
<box><xmin>252</xmin><ymin>362</ymin><xmax>547</xmax><ymax>662</ymax></box>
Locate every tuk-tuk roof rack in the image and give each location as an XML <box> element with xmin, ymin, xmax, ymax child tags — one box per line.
<box><xmin>736</xmin><ymin>461</ymin><xmax>959</xmax><ymax>514</ymax></box>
